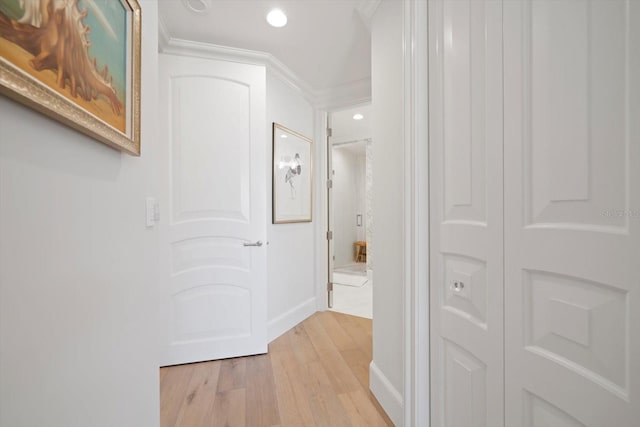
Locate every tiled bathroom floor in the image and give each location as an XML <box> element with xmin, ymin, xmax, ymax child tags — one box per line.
<box><xmin>334</xmin><ymin>263</ymin><xmax>367</xmax><ymax>275</ymax></box>
<box><xmin>330</xmin><ymin>272</ymin><xmax>372</xmax><ymax>319</ymax></box>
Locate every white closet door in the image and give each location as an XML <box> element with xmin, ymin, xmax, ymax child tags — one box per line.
<box><xmin>504</xmin><ymin>1</ymin><xmax>640</xmax><ymax>425</ymax></box>
<box><xmin>429</xmin><ymin>1</ymin><xmax>504</xmax><ymax>425</ymax></box>
<box><xmin>159</xmin><ymin>54</ymin><xmax>267</xmax><ymax>366</ymax></box>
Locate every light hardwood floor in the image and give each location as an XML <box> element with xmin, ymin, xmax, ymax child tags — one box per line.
<box><xmin>160</xmin><ymin>311</ymin><xmax>394</xmax><ymax>427</ymax></box>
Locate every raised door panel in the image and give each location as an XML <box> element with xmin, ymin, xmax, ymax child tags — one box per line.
<box><xmin>443</xmin><ymin>340</ymin><xmax>487</xmax><ymax>427</ymax></box>
<box><xmin>524</xmin><ymin>271</ymin><xmax>627</xmax><ymax>393</ymax></box>
<box><xmin>524</xmin><ymin>392</ymin><xmax>586</xmax><ymax>427</ymax></box>
<box><xmin>171</xmin><ymin>283</ymin><xmax>252</xmax><ymax>343</ymax></box>
<box><xmin>171</xmin><ymin>237</ymin><xmax>251</xmax><ymax>275</ymax></box>
<box><xmin>442</xmin><ymin>0</ymin><xmax>487</xmax><ymax>225</ymax></box>
<box><xmin>504</xmin><ymin>1</ymin><xmax>640</xmax><ymax>425</ymax></box>
<box><xmin>171</xmin><ymin>76</ymin><xmax>251</xmax><ymax>224</ymax></box>
<box><xmin>524</xmin><ymin>0</ymin><xmax>628</xmax><ymax>231</ymax></box>
<box><xmin>430</xmin><ymin>1</ymin><xmax>504</xmax><ymax>425</ymax></box>
<box><xmin>442</xmin><ymin>255</ymin><xmax>487</xmax><ymax>329</ymax></box>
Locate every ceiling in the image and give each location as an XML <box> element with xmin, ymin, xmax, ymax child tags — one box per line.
<box><xmin>158</xmin><ymin>0</ymin><xmax>373</xmax><ymax>93</ymax></box>
<box><xmin>331</xmin><ymin>104</ymin><xmax>372</xmax><ymax>145</ymax></box>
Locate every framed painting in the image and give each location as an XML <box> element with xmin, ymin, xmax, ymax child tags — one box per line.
<box><xmin>272</xmin><ymin>122</ymin><xmax>313</xmax><ymax>224</ymax></box>
<box><xmin>0</xmin><ymin>0</ymin><xmax>141</xmax><ymax>155</ymax></box>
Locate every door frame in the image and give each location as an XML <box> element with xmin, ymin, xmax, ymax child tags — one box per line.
<box><xmin>327</xmin><ymin>112</ymin><xmax>333</xmax><ymax>309</ymax></box>
<box><xmin>323</xmin><ymin>103</ymin><xmax>374</xmax><ymax>309</ymax></box>
<box><xmin>403</xmin><ymin>0</ymin><xmax>430</xmax><ymax>425</ymax></box>
<box><xmin>314</xmin><ymin>1</ymin><xmax>430</xmax><ymax>425</ymax></box>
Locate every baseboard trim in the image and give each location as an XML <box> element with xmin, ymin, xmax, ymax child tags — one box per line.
<box><xmin>370</xmin><ymin>361</ymin><xmax>404</xmax><ymax>426</ymax></box>
<box><xmin>267</xmin><ymin>297</ymin><xmax>317</xmax><ymax>342</ymax></box>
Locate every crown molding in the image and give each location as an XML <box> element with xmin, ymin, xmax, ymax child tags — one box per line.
<box><xmin>158</xmin><ymin>31</ymin><xmax>371</xmax><ymax>110</ymax></box>
<box><xmin>313</xmin><ymin>78</ymin><xmax>371</xmax><ymax>111</ymax></box>
<box><xmin>159</xmin><ymin>36</ymin><xmax>316</xmax><ymax>103</ymax></box>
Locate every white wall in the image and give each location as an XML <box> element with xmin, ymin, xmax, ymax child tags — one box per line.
<box><xmin>0</xmin><ymin>2</ymin><xmax>161</xmax><ymax>426</ymax></box>
<box><xmin>370</xmin><ymin>0</ymin><xmax>405</xmax><ymax>425</ymax></box>
<box><xmin>266</xmin><ymin>70</ymin><xmax>317</xmax><ymax>341</ymax></box>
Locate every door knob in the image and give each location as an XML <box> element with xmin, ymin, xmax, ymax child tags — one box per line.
<box><xmin>452</xmin><ymin>281</ymin><xmax>464</xmax><ymax>292</ymax></box>
<box><xmin>243</xmin><ymin>241</ymin><xmax>263</xmax><ymax>247</ymax></box>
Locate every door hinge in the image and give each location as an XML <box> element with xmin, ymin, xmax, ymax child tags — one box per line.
<box><xmin>328</xmin><ymin>282</ymin><xmax>333</xmax><ymax>291</ymax></box>
<box><xmin>327</xmin><ymin>127</ymin><xmax>333</xmax><ymax>137</ymax></box>
<box><xmin>326</xmin><ymin>230</ymin><xmax>333</xmax><ymax>240</ymax></box>
<box><xmin>327</xmin><ymin>179</ymin><xmax>333</xmax><ymax>189</ymax></box>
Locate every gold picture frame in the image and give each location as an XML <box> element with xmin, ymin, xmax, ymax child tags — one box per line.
<box><xmin>0</xmin><ymin>0</ymin><xmax>142</xmax><ymax>155</ymax></box>
<box><xmin>272</xmin><ymin>122</ymin><xmax>313</xmax><ymax>224</ymax></box>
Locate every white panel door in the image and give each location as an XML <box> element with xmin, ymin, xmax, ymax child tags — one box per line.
<box><xmin>159</xmin><ymin>54</ymin><xmax>267</xmax><ymax>366</ymax></box>
<box><xmin>504</xmin><ymin>1</ymin><xmax>640</xmax><ymax>425</ymax></box>
<box><xmin>429</xmin><ymin>1</ymin><xmax>504</xmax><ymax>425</ymax></box>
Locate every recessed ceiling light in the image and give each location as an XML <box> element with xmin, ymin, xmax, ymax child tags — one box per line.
<box><xmin>182</xmin><ymin>0</ymin><xmax>211</xmax><ymax>14</ymax></box>
<box><xmin>280</xmin><ymin>134</ymin><xmax>288</xmax><ymax>138</ymax></box>
<box><xmin>353</xmin><ymin>113</ymin><xmax>364</xmax><ymax>120</ymax></box>
<box><xmin>267</xmin><ymin>9</ymin><xmax>287</xmax><ymax>28</ymax></box>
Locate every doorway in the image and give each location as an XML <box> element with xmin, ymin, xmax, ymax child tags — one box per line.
<box><xmin>327</xmin><ymin>104</ymin><xmax>373</xmax><ymax>319</ymax></box>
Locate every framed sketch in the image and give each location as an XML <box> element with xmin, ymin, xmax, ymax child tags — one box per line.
<box><xmin>0</xmin><ymin>0</ymin><xmax>141</xmax><ymax>155</ymax></box>
<box><xmin>272</xmin><ymin>122</ymin><xmax>313</xmax><ymax>224</ymax></box>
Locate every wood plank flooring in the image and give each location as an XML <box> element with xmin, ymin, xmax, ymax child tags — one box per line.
<box><xmin>160</xmin><ymin>311</ymin><xmax>394</xmax><ymax>427</ymax></box>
